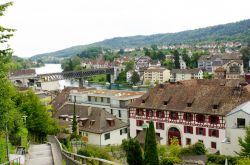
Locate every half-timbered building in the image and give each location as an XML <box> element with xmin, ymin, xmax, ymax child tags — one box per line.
<box><xmin>129</xmin><ymin>79</ymin><xmax>250</xmax><ymax>153</ymax></box>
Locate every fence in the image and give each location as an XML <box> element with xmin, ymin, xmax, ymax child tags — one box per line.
<box><xmin>48</xmin><ymin>135</ymin><xmax>117</xmax><ymax>165</ymax></box>
<box><xmin>0</xmin><ymin>157</ymin><xmax>21</xmax><ymax>165</ymax></box>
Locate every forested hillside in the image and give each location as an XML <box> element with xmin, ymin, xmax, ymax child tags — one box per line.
<box><xmin>31</xmin><ymin>19</ymin><xmax>250</xmax><ymax>60</ymax></box>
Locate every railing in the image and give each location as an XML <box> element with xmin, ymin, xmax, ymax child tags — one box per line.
<box><xmin>48</xmin><ymin>135</ymin><xmax>117</xmax><ymax>165</ymax></box>
<box><xmin>0</xmin><ymin>157</ymin><xmax>21</xmax><ymax>165</ymax></box>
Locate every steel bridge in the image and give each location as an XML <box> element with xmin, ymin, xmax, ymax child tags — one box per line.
<box><xmin>37</xmin><ymin>68</ymin><xmax>114</xmax><ymax>82</ymax></box>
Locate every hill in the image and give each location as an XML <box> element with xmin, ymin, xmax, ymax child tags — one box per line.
<box><xmin>31</xmin><ymin>19</ymin><xmax>250</xmax><ymax>61</ymax></box>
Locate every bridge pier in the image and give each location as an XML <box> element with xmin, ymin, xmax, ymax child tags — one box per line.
<box><xmin>78</xmin><ymin>78</ymin><xmax>84</xmax><ymax>88</ymax></box>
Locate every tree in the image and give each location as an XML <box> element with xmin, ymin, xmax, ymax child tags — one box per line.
<box><xmin>118</xmin><ymin>48</ymin><xmax>125</xmax><ymax>55</ymax></box>
<box><xmin>173</xmin><ymin>50</ymin><xmax>180</xmax><ymax>69</ymax></box>
<box><xmin>144</xmin><ymin>121</ymin><xmax>159</xmax><ymax>165</ymax></box>
<box><xmin>71</xmin><ymin>97</ymin><xmax>78</xmax><ymax>139</ymax></box>
<box><xmin>115</xmin><ymin>71</ymin><xmax>127</xmax><ymax>83</ymax></box>
<box><xmin>131</xmin><ymin>72</ymin><xmax>140</xmax><ymax>85</ymax></box>
<box><xmin>203</xmin><ymin>72</ymin><xmax>213</xmax><ymax>79</ymax></box>
<box><xmin>125</xmin><ymin>61</ymin><xmax>135</xmax><ymax>72</ymax></box>
<box><xmin>162</xmin><ymin>59</ymin><xmax>174</xmax><ymax>70</ymax></box>
<box><xmin>238</xmin><ymin>125</ymin><xmax>250</xmax><ymax>157</ymax></box>
<box><xmin>240</xmin><ymin>46</ymin><xmax>250</xmax><ymax>70</ymax></box>
<box><xmin>122</xmin><ymin>139</ymin><xmax>143</xmax><ymax>165</ymax></box>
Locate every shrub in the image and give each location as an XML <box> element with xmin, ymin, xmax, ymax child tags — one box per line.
<box><xmin>238</xmin><ymin>158</ymin><xmax>250</xmax><ymax>165</ymax></box>
<box><xmin>192</xmin><ymin>142</ymin><xmax>206</xmax><ymax>155</ymax></box>
<box><xmin>160</xmin><ymin>157</ymin><xmax>181</xmax><ymax>165</ymax></box>
<box><xmin>77</xmin><ymin>145</ymin><xmax>112</xmax><ymax>161</ymax></box>
<box><xmin>207</xmin><ymin>154</ymin><xmax>238</xmax><ymax>165</ymax></box>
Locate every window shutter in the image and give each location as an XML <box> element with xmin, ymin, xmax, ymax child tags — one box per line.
<box><xmin>196</xmin><ymin>127</ymin><xmax>198</xmax><ymax>135</ymax></box>
<box><xmin>184</xmin><ymin>126</ymin><xmax>187</xmax><ymax>133</ymax></box>
<box><xmin>208</xmin><ymin>129</ymin><xmax>211</xmax><ymax>137</ymax></box>
<box><xmin>156</xmin><ymin>111</ymin><xmax>159</xmax><ymax>117</ymax></box>
<box><xmin>208</xmin><ymin>116</ymin><xmax>211</xmax><ymax>123</ymax></box>
<box><xmin>203</xmin><ymin>128</ymin><xmax>206</xmax><ymax>136</ymax></box>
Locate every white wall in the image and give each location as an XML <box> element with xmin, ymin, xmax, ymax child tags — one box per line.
<box><xmin>100</xmin><ymin>128</ymin><xmax>128</xmax><ymax>145</ymax></box>
<box><xmin>41</xmin><ymin>81</ymin><xmax>60</xmax><ymax>91</ymax></box>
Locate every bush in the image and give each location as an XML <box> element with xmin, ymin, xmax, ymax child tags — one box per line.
<box><xmin>238</xmin><ymin>158</ymin><xmax>250</xmax><ymax>165</ymax></box>
<box><xmin>77</xmin><ymin>145</ymin><xmax>112</xmax><ymax>161</ymax></box>
<box><xmin>207</xmin><ymin>154</ymin><xmax>238</xmax><ymax>165</ymax></box>
<box><xmin>180</xmin><ymin>142</ymin><xmax>206</xmax><ymax>156</ymax></box>
<box><xmin>192</xmin><ymin>142</ymin><xmax>206</xmax><ymax>155</ymax></box>
<box><xmin>160</xmin><ymin>157</ymin><xmax>181</xmax><ymax>165</ymax></box>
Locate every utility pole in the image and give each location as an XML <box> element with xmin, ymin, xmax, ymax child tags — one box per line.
<box><xmin>5</xmin><ymin>122</ymin><xmax>9</xmax><ymax>161</ymax></box>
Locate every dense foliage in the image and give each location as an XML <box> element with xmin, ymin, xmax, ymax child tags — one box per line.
<box><xmin>121</xmin><ymin>139</ymin><xmax>143</xmax><ymax>165</ymax></box>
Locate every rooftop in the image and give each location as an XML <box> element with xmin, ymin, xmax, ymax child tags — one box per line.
<box><xmin>129</xmin><ymin>79</ymin><xmax>250</xmax><ymax>116</ymax></box>
<box><xmin>54</xmin><ymin>104</ymin><xmax>128</xmax><ymax>134</ymax></box>
<box><xmin>70</xmin><ymin>89</ymin><xmax>145</xmax><ymax>98</ymax></box>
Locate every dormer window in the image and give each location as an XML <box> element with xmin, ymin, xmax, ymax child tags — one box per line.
<box><xmin>163</xmin><ymin>96</ymin><xmax>171</xmax><ymax>105</ymax></box>
<box><xmin>90</xmin><ymin>120</ymin><xmax>95</xmax><ymax>126</ymax></box>
<box><xmin>106</xmin><ymin>118</ymin><xmax>115</xmax><ymax>126</ymax></box>
<box><xmin>212</xmin><ymin>99</ymin><xmax>220</xmax><ymax>109</ymax></box>
<box><xmin>187</xmin><ymin>97</ymin><xmax>195</xmax><ymax>107</ymax></box>
<box><xmin>141</xmin><ymin>93</ymin><xmax>149</xmax><ymax>103</ymax></box>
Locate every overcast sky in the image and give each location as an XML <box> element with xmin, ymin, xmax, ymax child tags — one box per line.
<box><xmin>1</xmin><ymin>0</ymin><xmax>250</xmax><ymax>57</ymax></box>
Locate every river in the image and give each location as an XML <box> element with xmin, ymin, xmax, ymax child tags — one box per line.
<box><xmin>34</xmin><ymin>64</ymin><xmax>148</xmax><ymax>91</ymax></box>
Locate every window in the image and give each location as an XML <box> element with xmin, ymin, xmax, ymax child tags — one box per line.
<box><xmin>147</xmin><ymin>110</ymin><xmax>153</xmax><ymax>117</ymax></box>
<box><xmin>211</xmin><ymin>142</ymin><xmax>217</xmax><ymax>149</ymax></box>
<box><xmin>237</xmin><ymin>118</ymin><xmax>246</xmax><ymax>128</ymax></box>
<box><xmin>184</xmin><ymin>126</ymin><xmax>193</xmax><ymax>134</ymax></box>
<box><xmin>196</xmin><ymin>127</ymin><xmax>206</xmax><ymax>136</ymax></box>
<box><xmin>104</xmin><ymin>133</ymin><xmax>110</xmax><ymax>140</ymax></box>
<box><xmin>156</xmin><ymin>122</ymin><xmax>164</xmax><ymax>130</ymax></box>
<box><xmin>209</xmin><ymin>129</ymin><xmax>219</xmax><ymax>138</ymax></box>
<box><xmin>157</xmin><ymin>111</ymin><xmax>164</xmax><ymax>118</ymax></box>
<box><xmin>196</xmin><ymin>114</ymin><xmax>205</xmax><ymax>123</ymax></box>
<box><xmin>186</xmin><ymin>138</ymin><xmax>191</xmax><ymax>145</ymax></box>
<box><xmin>120</xmin><ymin>128</ymin><xmax>128</xmax><ymax>135</ymax></box>
<box><xmin>107</xmin><ymin>98</ymin><xmax>110</xmax><ymax>103</ymax></box>
<box><xmin>198</xmin><ymin>140</ymin><xmax>203</xmax><ymax>143</ymax></box>
<box><xmin>209</xmin><ymin>116</ymin><xmax>219</xmax><ymax>124</ymax></box>
<box><xmin>118</xmin><ymin>110</ymin><xmax>121</xmax><ymax>118</ymax></box>
<box><xmin>136</xmin><ymin>130</ymin><xmax>142</xmax><ymax>135</ymax></box>
<box><xmin>183</xmin><ymin>113</ymin><xmax>193</xmax><ymax>121</ymax></box>
<box><xmin>136</xmin><ymin>120</ymin><xmax>144</xmax><ymax>126</ymax></box>
<box><xmin>90</xmin><ymin>120</ymin><xmax>95</xmax><ymax>126</ymax></box>
<box><xmin>111</xmin><ymin>109</ymin><xmax>113</xmax><ymax>115</ymax></box>
<box><xmin>95</xmin><ymin>97</ymin><xmax>97</xmax><ymax>102</ymax></box>
<box><xmin>101</xmin><ymin>97</ymin><xmax>103</xmax><ymax>102</ymax></box>
<box><xmin>88</xmin><ymin>96</ymin><xmax>91</xmax><ymax>102</ymax></box>
<box><xmin>136</xmin><ymin>109</ymin><xmax>144</xmax><ymax>116</ymax></box>
<box><xmin>169</xmin><ymin>112</ymin><xmax>178</xmax><ymax>120</ymax></box>
<box><xmin>209</xmin><ymin>115</ymin><xmax>219</xmax><ymax>124</ymax></box>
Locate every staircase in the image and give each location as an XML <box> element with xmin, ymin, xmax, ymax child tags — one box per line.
<box><xmin>26</xmin><ymin>144</ymin><xmax>54</xmax><ymax>165</ymax></box>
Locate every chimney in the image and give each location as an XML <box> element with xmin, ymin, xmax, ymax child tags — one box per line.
<box><xmin>88</xmin><ymin>107</ymin><xmax>92</xmax><ymax>116</ymax></box>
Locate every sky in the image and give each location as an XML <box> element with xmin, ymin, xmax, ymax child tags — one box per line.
<box><xmin>1</xmin><ymin>0</ymin><xmax>250</xmax><ymax>57</ymax></box>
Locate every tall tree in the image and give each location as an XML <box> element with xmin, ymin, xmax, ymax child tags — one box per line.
<box><xmin>173</xmin><ymin>50</ymin><xmax>180</xmax><ymax>69</ymax></box>
<box><xmin>131</xmin><ymin>72</ymin><xmax>140</xmax><ymax>85</ymax></box>
<box><xmin>125</xmin><ymin>61</ymin><xmax>135</xmax><ymax>72</ymax></box>
<box><xmin>240</xmin><ymin>46</ymin><xmax>250</xmax><ymax>70</ymax></box>
<box><xmin>238</xmin><ymin>126</ymin><xmax>250</xmax><ymax>157</ymax></box>
<box><xmin>122</xmin><ymin>139</ymin><xmax>143</xmax><ymax>165</ymax></box>
<box><xmin>144</xmin><ymin>121</ymin><xmax>159</xmax><ymax>165</ymax></box>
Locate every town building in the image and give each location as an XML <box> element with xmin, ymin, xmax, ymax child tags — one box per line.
<box><xmin>9</xmin><ymin>69</ymin><xmax>36</xmax><ymax>87</ymax></box>
<box><xmin>128</xmin><ymin>79</ymin><xmax>250</xmax><ymax>155</ymax></box>
<box><xmin>135</xmin><ymin>56</ymin><xmax>152</xmax><ymax>70</ymax></box>
<box><xmin>179</xmin><ymin>56</ymin><xmax>187</xmax><ymax>69</ymax></box>
<box><xmin>198</xmin><ymin>53</ymin><xmax>243</xmax><ymax>74</ymax></box>
<box><xmin>221</xmin><ymin>101</ymin><xmax>250</xmax><ymax>155</ymax></box>
<box><xmin>54</xmin><ymin>104</ymin><xmax>128</xmax><ymax>145</ymax></box>
<box><xmin>143</xmin><ymin>67</ymin><xmax>170</xmax><ymax>84</ymax></box>
<box><xmin>170</xmin><ymin>69</ymin><xmax>203</xmax><ymax>82</ymax></box>
<box><xmin>68</xmin><ymin>89</ymin><xmax>144</xmax><ymax>123</ymax></box>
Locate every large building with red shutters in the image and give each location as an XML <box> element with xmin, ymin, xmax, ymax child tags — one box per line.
<box><xmin>129</xmin><ymin>79</ymin><xmax>250</xmax><ymax>155</ymax></box>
